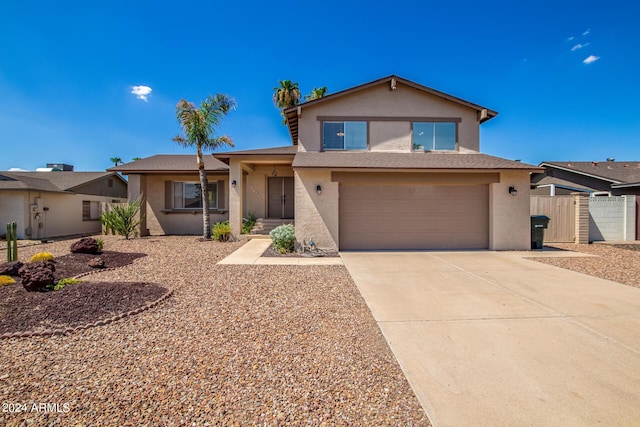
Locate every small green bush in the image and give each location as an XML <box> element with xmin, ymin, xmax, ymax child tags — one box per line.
<box><xmin>0</xmin><ymin>275</ymin><xmax>16</xmax><ymax>286</ymax></box>
<box><xmin>30</xmin><ymin>252</ymin><xmax>55</xmax><ymax>263</ymax></box>
<box><xmin>95</xmin><ymin>238</ymin><xmax>104</xmax><ymax>251</ymax></box>
<box><xmin>213</xmin><ymin>221</ymin><xmax>231</xmax><ymax>242</ymax></box>
<box><xmin>270</xmin><ymin>224</ymin><xmax>295</xmax><ymax>253</ymax></box>
<box><xmin>100</xmin><ymin>198</ymin><xmax>144</xmax><ymax>239</ymax></box>
<box><xmin>47</xmin><ymin>277</ymin><xmax>82</xmax><ymax>291</ymax></box>
<box><xmin>242</xmin><ymin>213</ymin><xmax>257</xmax><ymax>234</ymax></box>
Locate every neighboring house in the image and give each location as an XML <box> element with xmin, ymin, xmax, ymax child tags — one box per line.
<box><xmin>0</xmin><ymin>171</ymin><xmax>127</xmax><ymax>239</ymax></box>
<box><xmin>213</xmin><ymin>75</ymin><xmax>540</xmax><ymax>250</ymax></box>
<box><xmin>109</xmin><ymin>155</ymin><xmax>230</xmax><ymax>235</ymax></box>
<box><xmin>531</xmin><ymin>160</ymin><xmax>640</xmax><ymax>196</ymax></box>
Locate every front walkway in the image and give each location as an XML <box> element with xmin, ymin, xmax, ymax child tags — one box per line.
<box><xmin>218</xmin><ymin>239</ymin><xmax>343</xmax><ymax>265</ymax></box>
<box><xmin>341</xmin><ymin>250</ymin><xmax>640</xmax><ymax>426</ymax></box>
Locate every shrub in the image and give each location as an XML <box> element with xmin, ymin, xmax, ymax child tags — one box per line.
<box><xmin>100</xmin><ymin>198</ymin><xmax>144</xmax><ymax>239</ymax></box>
<box><xmin>95</xmin><ymin>238</ymin><xmax>104</xmax><ymax>251</ymax></box>
<box><xmin>0</xmin><ymin>275</ymin><xmax>15</xmax><ymax>286</ymax></box>
<box><xmin>213</xmin><ymin>221</ymin><xmax>231</xmax><ymax>242</ymax></box>
<box><xmin>270</xmin><ymin>224</ymin><xmax>295</xmax><ymax>253</ymax></box>
<box><xmin>242</xmin><ymin>213</ymin><xmax>257</xmax><ymax>234</ymax></box>
<box><xmin>30</xmin><ymin>252</ymin><xmax>55</xmax><ymax>263</ymax></box>
<box><xmin>47</xmin><ymin>277</ymin><xmax>82</xmax><ymax>291</ymax></box>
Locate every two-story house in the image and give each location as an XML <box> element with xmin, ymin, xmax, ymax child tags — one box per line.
<box><xmin>215</xmin><ymin>75</ymin><xmax>539</xmax><ymax>250</ymax></box>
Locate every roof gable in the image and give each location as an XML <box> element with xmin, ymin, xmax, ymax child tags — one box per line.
<box><xmin>283</xmin><ymin>75</ymin><xmax>498</xmax><ymax>144</ymax></box>
<box><xmin>0</xmin><ymin>171</ymin><xmax>124</xmax><ymax>193</ymax></box>
<box><xmin>540</xmin><ymin>161</ymin><xmax>640</xmax><ymax>184</ymax></box>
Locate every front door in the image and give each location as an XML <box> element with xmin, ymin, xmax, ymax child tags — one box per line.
<box><xmin>268</xmin><ymin>177</ymin><xmax>294</xmax><ymax>219</ymax></box>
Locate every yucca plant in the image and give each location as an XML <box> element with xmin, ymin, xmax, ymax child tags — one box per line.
<box><xmin>100</xmin><ymin>198</ymin><xmax>144</xmax><ymax>239</ymax></box>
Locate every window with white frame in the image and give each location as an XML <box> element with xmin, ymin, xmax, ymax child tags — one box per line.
<box><xmin>173</xmin><ymin>182</ymin><xmax>217</xmax><ymax>209</ymax></box>
<box><xmin>82</xmin><ymin>201</ymin><xmax>100</xmax><ymax>220</ymax></box>
<box><xmin>413</xmin><ymin>122</ymin><xmax>457</xmax><ymax>151</ymax></box>
<box><xmin>322</xmin><ymin>121</ymin><xmax>367</xmax><ymax>150</ymax></box>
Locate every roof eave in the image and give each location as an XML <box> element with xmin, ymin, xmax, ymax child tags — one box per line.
<box><xmin>539</xmin><ymin>163</ymin><xmax>622</xmax><ymax>184</ymax></box>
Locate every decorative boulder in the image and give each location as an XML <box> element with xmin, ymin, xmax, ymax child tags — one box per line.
<box><xmin>19</xmin><ymin>261</ymin><xmax>56</xmax><ymax>292</ymax></box>
<box><xmin>88</xmin><ymin>257</ymin><xmax>105</xmax><ymax>268</ymax></box>
<box><xmin>70</xmin><ymin>237</ymin><xmax>100</xmax><ymax>254</ymax></box>
<box><xmin>0</xmin><ymin>260</ymin><xmax>24</xmax><ymax>276</ymax></box>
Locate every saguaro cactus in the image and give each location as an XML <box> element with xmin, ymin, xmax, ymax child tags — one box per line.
<box><xmin>6</xmin><ymin>222</ymin><xmax>17</xmax><ymax>262</ymax></box>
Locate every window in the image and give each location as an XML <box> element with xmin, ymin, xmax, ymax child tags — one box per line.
<box><xmin>323</xmin><ymin>121</ymin><xmax>367</xmax><ymax>150</ymax></box>
<box><xmin>107</xmin><ymin>178</ymin><xmax>114</xmax><ymax>188</ymax></box>
<box><xmin>82</xmin><ymin>201</ymin><xmax>100</xmax><ymax>221</ymax></box>
<box><xmin>413</xmin><ymin>122</ymin><xmax>457</xmax><ymax>151</ymax></box>
<box><xmin>173</xmin><ymin>182</ymin><xmax>217</xmax><ymax>209</ymax></box>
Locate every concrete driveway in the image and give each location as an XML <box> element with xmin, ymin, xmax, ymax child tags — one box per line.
<box><xmin>341</xmin><ymin>251</ymin><xmax>640</xmax><ymax>427</ymax></box>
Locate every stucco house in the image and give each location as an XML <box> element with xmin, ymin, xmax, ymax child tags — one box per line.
<box><xmin>113</xmin><ymin>75</ymin><xmax>540</xmax><ymax>250</ymax></box>
<box><xmin>0</xmin><ymin>170</ymin><xmax>127</xmax><ymax>239</ymax></box>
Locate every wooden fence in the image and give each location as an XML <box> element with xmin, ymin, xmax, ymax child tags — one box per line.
<box><xmin>530</xmin><ymin>196</ymin><xmax>575</xmax><ymax>243</ymax></box>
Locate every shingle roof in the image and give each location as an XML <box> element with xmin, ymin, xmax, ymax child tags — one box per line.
<box><xmin>214</xmin><ymin>145</ymin><xmax>298</xmax><ymax>157</ymax></box>
<box><xmin>292</xmin><ymin>152</ymin><xmax>540</xmax><ymax>171</ymax></box>
<box><xmin>109</xmin><ymin>155</ymin><xmax>229</xmax><ymax>173</ymax></box>
<box><xmin>541</xmin><ymin>161</ymin><xmax>640</xmax><ymax>184</ymax></box>
<box><xmin>0</xmin><ymin>172</ymin><xmax>123</xmax><ymax>192</ymax></box>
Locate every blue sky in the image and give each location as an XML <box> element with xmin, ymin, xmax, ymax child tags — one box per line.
<box><xmin>1</xmin><ymin>0</ymin><xmax>639</xmax><ymax>171</ymax></box>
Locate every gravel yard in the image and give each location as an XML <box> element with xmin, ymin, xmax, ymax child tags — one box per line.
<box><xmin>528</xmin><ymin>243</ymin><xmax>640</xmax><ymax>289</ymax></box>
<box><xmin>0</xmin><ymin>235</ymin><xmax>429</xmax><ymax>426</ymax></box>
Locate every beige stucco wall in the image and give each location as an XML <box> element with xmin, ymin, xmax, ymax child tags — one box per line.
<box><xmin>130</xmin><ymin>173</ymin><xmax>228</xmax><ymax>235</ymax></box>
<box><xmin>369</xmin><ymin>122</ymin><xmax>411</xmax><ymax>151</ymax></box>
<box><xmin>294</xmin><ymin>169</ymin><xmax>339</xmax><ymax>250</ymax></box>
<box><xmin>73</xmin><ymin>176</ymin><xmax>127</xmax><ymax>198</ymax></box>
<box><xmin>489</xmin><ymin>171</ymin><xmax>532</xmax><ymax>250</ymax></box>
<box><xmin>297</xmin><ymin>83</ymin><xmax>480</xmax><ymax>152</ymax></box>
<box><xmin>0</xmin><ymin>190</ymin><xmax>126</xmax><ymax>239</ymax></box>
<box><xmin>244</xmin><ymin>165</ymin><xmax>294</xmax><ymax>218</ymax></box>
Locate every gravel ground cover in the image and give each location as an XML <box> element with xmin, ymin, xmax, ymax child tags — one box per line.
<box><xmin>527</xmin><ymin>243</ymin><xmax>640</xmax><ymax>289</ymax></box>
<box><xmin>262</xmin><ymin>243</ymin><xmax>340</xmax><ymax>258</ymax></box>
<box><xmin>0</xmin><ymin>235</ymin><xmax>429</xmax><ymax>426</ymax></box>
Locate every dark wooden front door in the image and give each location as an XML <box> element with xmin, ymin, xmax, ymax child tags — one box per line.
<box><xmin>268</xmin><ymin>177</ymin><xmax>294</xmax><ymax>219</ymax></box>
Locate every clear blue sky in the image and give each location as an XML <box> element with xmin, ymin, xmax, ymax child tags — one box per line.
<box><xmin>1</xmin><ymin>0</ymin><xmax>639</xmax><ymax>171</ymax></box>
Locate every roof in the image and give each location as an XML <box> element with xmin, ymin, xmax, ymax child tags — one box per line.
<box><xmin>108</xmin><ymin>154</ymin><xmax>229</xmax><ymax>173</ymax></box>
<box><xmin>540</xmin><ymin>161</ymin><xmax>640</xmax><ymax>184</ymax></box>
<box><xmin>0</xmin><ymin>171</ymin><xmax>125</xmax><ymax>192</ymax></box>
<box><xmin>214</xmin><ymin>145</ymin><xmax>298</xmax><ymax>158</ymax></box>
<box><xmin>531</xmin><ymin>175</ymin><xmax>595</xmax><ymax>192</ymax></box>
<box><xmin>283</xmin><ymin>75</ymin><xmax>499</xmax><ymax>144</ymax></box>
<box><xmin>292</xmin><ymin>152</ymin><xmax>540</xmax><ymax>171</ymax></box>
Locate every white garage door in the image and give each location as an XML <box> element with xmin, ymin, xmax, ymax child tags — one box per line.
<box><xmin>339</xmin><ymin>184</ymin><xmax>489</xmax><ymax>250</ymax></box>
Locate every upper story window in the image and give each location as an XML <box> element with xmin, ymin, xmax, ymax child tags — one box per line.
<box><xmin>322</xmin><ymin>121</ymin><xmax>367</xmax><ymax>150</ymax></box>
<box><xmin>413</xmin><ymin>122</ymin><xmax>457</xmax><ymax>151</ymax></box>
<box><xmin>173</xmin><ymin>182</ymin><xmax>217</xmax><ymax>209</ymax></box>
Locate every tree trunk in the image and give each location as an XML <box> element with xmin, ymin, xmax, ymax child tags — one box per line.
<box><xmin>197</xmin><ymin>146</ymin><xmax>211</xmax><ymax>240</ymax></box>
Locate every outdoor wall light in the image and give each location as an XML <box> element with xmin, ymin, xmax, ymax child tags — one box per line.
<box><xmin>509</xmin><ymin>186</ymin><xmax>517</xmax><ymax>196</ymax></box>
<box><xmin>316</xmin><ymin>185</ymin><xmax>322</xmax><ymax>195</ymax></box>
<box><xmin>231</xmin><ymin>180</ymin><xmax>237</xmax><ymax>188</ymax></box>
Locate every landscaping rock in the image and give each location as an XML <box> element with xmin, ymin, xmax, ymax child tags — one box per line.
<box><xmin>19</xmin><ymin>261</ymin><xmax>56</xmax><ymax>292</ymax></box>
<box><xmin>88</xmin><ymin>257</ymin><xmax>105</xmax><ymax>268</ymax></box>
<box><xmin>70</xmin><ymin>237</ymin><xmax>100</xmax><ymax>254</ymax></box>
<box><xmin>0</xmin><ymin>260</ymin><xmax>24</xmax><ymax>276</ymax></box>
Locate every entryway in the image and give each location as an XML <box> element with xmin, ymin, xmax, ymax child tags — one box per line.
<box><xmin>268</xmin><ymin>177</ymin><xmax>294</xmax><ymax>219</ymax></box>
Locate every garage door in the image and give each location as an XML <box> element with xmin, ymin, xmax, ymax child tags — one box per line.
<box><xmin>339</xmin><ymin>184</ymin><xmax>489</xmax><ymax>250</ymax></box>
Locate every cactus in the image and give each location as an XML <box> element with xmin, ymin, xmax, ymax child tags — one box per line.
<box><xmin>6</xmin><ymin>222</ymin><xmax>17</xmax><ymax>262</ymax></box>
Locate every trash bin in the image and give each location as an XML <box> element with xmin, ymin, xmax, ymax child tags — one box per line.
<box><xmin>531</xmin><ymin>215</ymin><xmax>550</xmax><ymax>250</ymax></box>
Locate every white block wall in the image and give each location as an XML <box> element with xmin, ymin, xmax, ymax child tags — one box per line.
<box><xmin>589</xmin><ymin>195</ymin><xmax>636</xmax><ymax>241</ymax></box>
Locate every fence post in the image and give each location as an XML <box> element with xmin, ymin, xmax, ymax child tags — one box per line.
<box><xmin>573</xmin><ymin>194</ymin><xmax>589</xmax><ymax>244</ymax></box>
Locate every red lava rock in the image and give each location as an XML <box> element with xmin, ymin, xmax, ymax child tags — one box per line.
<box><xmin>0</xmin><ymin>260</ymin><xmax>24</xmax><ymax>276</ymax></box>
<box><xmin>88</xmin><ymin>257</ymin><xmax>106</xmax><ymax>268</ymax></box>
<box><xmin>70</xmin><ymin>237</ymin><xmax>100</xmax><ymax>254</ymax></box>
<box><xmin>19</xmin><ymin>261</ymin><xmax>56</xmax><ymax>292</ymax></box>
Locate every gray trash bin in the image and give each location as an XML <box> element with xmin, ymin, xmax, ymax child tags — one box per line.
<box><xmin>531</xmin><ymin>215</ymin><xmax>550</xmax><ymax>250</ymax></box>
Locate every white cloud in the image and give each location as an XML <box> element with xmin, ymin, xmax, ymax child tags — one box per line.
<box><xmin>583</xmin><ymin>55</ymin><xmax>600</xmax><ymax>64</ymax></box>
<box><xmin>571</xmin><ymin>43</ymin><xmax>583</xmax><ymax>51</ymax></box>
<box><xmin>131</xmin><ymin>85</ymin><xmax>152</xmax><ymax>102</ymax></box>
<box><xmin>582</xmin><ymin>29</ymin><xmax>591</xmax><ymax>36</ymax></box>
<box><xmin>568</xmin><ymin>36</ymin><xmax>575</xmax><ymax>41</ymax></box>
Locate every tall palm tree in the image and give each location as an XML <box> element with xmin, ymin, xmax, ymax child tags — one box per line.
<box><xmin>110</xmin><ymin>157</ymin><xmax>122</xmax><ymax>166</ymax></box>
<box><xmin>304</xmin><ymin>86</ymin><xmax>328</xmax><ymax>101</ymax></box>
<box><xmin>173</xmin><ymin>94</ymin><xmax>236</xmax><ymax>239</ymax></box>
<box><xmin>273</xmin><ymin>80</ymin><xmax>300</xmax><ymax>124</ymax></box>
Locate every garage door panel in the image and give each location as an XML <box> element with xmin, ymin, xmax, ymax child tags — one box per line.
<box><xmin>339</xmin><ymin>184</ymin><xmax>489</xmax><ymax>250</ymax></box>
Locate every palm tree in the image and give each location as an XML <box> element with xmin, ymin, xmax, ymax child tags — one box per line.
<box><xmin>173</xmin><ymin>94</ymin><xmax>236</xmax><ymax>239</ymax></box>
<box><xmin>273</xmin><ymin>80</ymin><xmax>301</xmax><ymax>124</ymax></box>
<box><xmin>304</xmin><ymin>86</ymin><xmax>328</xmax><ymax>101</ymax></box>
<box><xmin>110</xmin><ymin>157</ymin><xmax>122</xmax><ymax>166</ymax></box>
<box><xmin>132</xmin><ymin>157</ymin><xmax>142</xmax><ymax>161</ymax></box>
